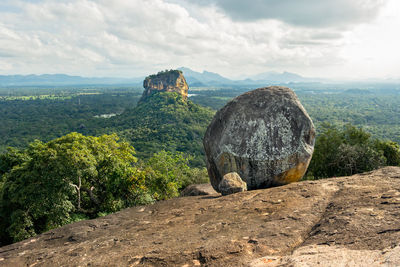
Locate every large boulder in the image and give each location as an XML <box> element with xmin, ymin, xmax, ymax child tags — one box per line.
<box><xmin>141</xmin><ymin>70</ymin><xmax>189</xmax><ymax>101</ymax></box>
<box><xmin>203</xmin><ymin>86</ymin><xmax>315</xmax><ymax>192</ymax></box>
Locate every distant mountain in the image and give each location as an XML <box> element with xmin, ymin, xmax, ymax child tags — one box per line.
<box><xmin>0</xmin><ymin>69</ymin><xmax>329</xmax><ymax>87</ymax></box>
<box><xmin>0</xmin><ymin>74</ymin><xmax>143</xmax><ymax>86</ymax></box>
<box><xmin>178</xmin><ymin>68</ymin><xmax>325</xmax><ymax>86</ymax></box>
<box><xmin>178</xmin><ymin>67</ymin><xmax>233</xmax><ymax>86</ymax></box>
<box><xmin>343</xmin><ymin>89</ymin><xmax>372</xmax><ymax>94</ymax></box>
<box><xmin>249</xmin><ymin>71</ymin><xmax>313</xmax><ymax>83</ymax></box>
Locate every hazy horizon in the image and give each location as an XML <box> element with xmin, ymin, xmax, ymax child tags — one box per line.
<box><xmin>0</xmin><ymin>0</ymin><xmax>399</xmax><ymax>80</ymax></box>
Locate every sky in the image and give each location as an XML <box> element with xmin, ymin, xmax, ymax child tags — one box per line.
<box><xmin>0</xmin><ymin>0</ymin><xmax>399</xmax><ymax>80</ymax></box>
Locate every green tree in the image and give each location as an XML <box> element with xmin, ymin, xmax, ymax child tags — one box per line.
<box><xmin>308</xmin><ymin>123</ymin><xmax>344</xmax><ymax>178</ymax></box>
<box><xmin>374</xmin><ymin>140</ymin><xmax>400</xmax><ymax>166</ymax></box>
<box><xmin>308</xmin><ymin>123</ymin><xmax>387</xmax><ymax>179</ymax></box>
<box><xmin>144</xmin><ymin>150</ymin><xmax>191</xmax><ymax>200</ymax></box>
<box><xmin>0</xmin><ymin>133</ymin><xmax>149</xmax><ymax>245</ymax></box>
<box><xmin>0</xmin><ymin>147</ymin><xmax>27</xmax><ymax>176</ymax></box>
<box><xmin>116</xmin><ymin>92</ymin><xmax>215</xmax><ymax>167</ymax></box>
<box><xmin>143</xmin><ymin>150</ymin><xmax>209</xmax><ymax>200</ymax></box>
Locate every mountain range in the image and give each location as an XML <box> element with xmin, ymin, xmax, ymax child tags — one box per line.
<box><xmin>1</xmin><ymin>68</ymin><xmax>398</xmax><ymax>87</ymax></box>
<box><xmin>0</xmin><ymin>74</ymin><xmax>143</xmax><ymax>87</ymax></box>
<box><xmin>178</xmin><ymin>67</ymin><xmax>324</xmax><ymax>86</ymax></box>
<box><xmin>0</xmin><ymin>68</ymin><xmax>320</xmax><ymax>87</ymax></box>
<box><xmin>177</xmin><ymin>67</ymin><xmax>233</xmax><ymax>86</ymax></box>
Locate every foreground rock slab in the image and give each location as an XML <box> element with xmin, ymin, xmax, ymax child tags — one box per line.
<box><xmin>252</xmin><ymin>245</ymin><xmax>400</xmax><ymax>267</ymax></box>
<box><xmin>203</xmin><ymin>86</ymin><xmax>315</xmax><ymax>192</ymax></box>
<box><xmin>1</xmin><ymin>167</ymin><xmax>400</xmax><ymax>266</ymax></box>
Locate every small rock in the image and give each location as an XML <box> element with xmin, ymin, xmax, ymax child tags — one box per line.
<box><xmin>218</xmin><ymin>172</ymin><xmax>247</xmax><ymax>196</ymax></box>
<box><xmin>180</xmin><ymin>184</ymin><xmax>217</xmax><ymax>196</ymax></box>
<box><xmin>193</xmin><ymin>259</ymin><xmax>201</xmax><ymax>266</ymax></box>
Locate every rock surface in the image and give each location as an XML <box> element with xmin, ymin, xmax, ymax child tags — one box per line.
<box><xmin>180</xmin><ymin>183</ymin><xmax>217</xmax><ymax>196</ymax></box>
<box><xmin>251</xmin><ymin>245</ymin><xmax>400</xmax><ymax>267</ymax></box>
<box><xmin>1</xmin><ymin>167</ymin><xmax>400</xmax><ymax>266</ymax></box>
<box><xmin>141</xmin><ymin>70</ymin><xmax>189</xmax><ymax>101</ymax></box>
<box><xmin>219</xmin><ymin>172</ymin><xmax>247</xmax><ymax>196</ymax></box>
<box><xmin>203</xmin><ymin>86</ymin><xmax>315</xmax><ymax>192</ymax></box>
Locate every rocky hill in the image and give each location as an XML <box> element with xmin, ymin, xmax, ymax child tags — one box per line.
<box><xmin>114</xmin><ymin>91</ymin><xmax>214</xmax><ymax>166</ymax></box>
<box><xmin>103</xmin><ymin>70</ymin><xmax>214</xmax><ymax>166</ymax></box>
<box><xmin>1</xmin><ymin>167</ymin><xmax>400</xmax><ymax>266</ymax></box>
<box><xmin>141</xmin><ymin>70</ymin><xmax>189</xmax><ymax>101</ymax></box>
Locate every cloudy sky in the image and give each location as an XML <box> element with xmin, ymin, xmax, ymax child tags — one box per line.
<box><xmin>0</xmin><ymin>0</ymin><xmax>399</xmax><ymax>79</ymax></box>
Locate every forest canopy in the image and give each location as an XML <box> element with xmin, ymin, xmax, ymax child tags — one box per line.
<box><xmin>0</xmin><ymin>132</ymin><xmax>208</xmax><ymax>245</ymax></box>
<box><xmin>1</xmin><ymin>86</ymin><xmax>400</xmax><ymax>246</ymax></box>
<box><xmin>307</xmin><ymin>123</ymin><xmax>400</xmax><ymax>179</ymax></box>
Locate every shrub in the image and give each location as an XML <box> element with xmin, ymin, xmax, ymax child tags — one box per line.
<box><xmin>308</xmin><ymin>123</ymin><xmax>398</xmax><ymax>179</ymax></box>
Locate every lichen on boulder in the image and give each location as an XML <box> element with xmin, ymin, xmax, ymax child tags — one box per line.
<box><xmin>203</xmin><ymin>86</ymin><xmax>315</xmax><ymax>192</ymax></box>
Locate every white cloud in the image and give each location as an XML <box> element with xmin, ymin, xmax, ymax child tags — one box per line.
<box><xmin>178</xmin><ymin>0</ymin><xmax>386</xmax><ymax>27</ymax></box>
<box><xmin>0</xmin><ymin>0</ymin><xmax>398</xmax><ymax>79</ymax></box>
<box><xmin>336</xmin><ymin>0</ymin><xmax>400</xmax><ymax>79</ymax></box>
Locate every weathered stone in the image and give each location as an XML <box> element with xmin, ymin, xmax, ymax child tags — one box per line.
<box><xmin>141</xmin><ymin>70</ymin><xmax>188</xmax><ymax>101</ymax></box>
<box><xmin>203</xmin><ymin>86</ymin><xmax>315</xmax><ymax>192</ymax></box>
<box><xmin>252</xmin><ymin>245</ymin><xmax>400</xmax><ymax>267</ymax></box>
<box><xmin>180</xmin><ymin>183</ymin><xmax>217</xmax><ymax>196</ymax></box>
<box><xmin>2</xmin><ymin>167</ymin><xmax>400</xmax><ymax>266</ymax></box>
<box><xmin>218</xmin><ymin>172</ymin><xmax>247</xmax><ymax>196</ymax></box>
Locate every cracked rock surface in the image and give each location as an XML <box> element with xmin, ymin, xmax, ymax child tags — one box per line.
<box><xmin>1</xmin><ymin>167</ymin><xmax>400</xmax><ymax>266</ymax></box>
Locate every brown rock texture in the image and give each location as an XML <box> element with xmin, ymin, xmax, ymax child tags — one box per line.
<box><xmin>180</xmin><ymin>183</ymin><xmax>217</xmax><ymax>196</ymax></box>
<box><xmin>1</xmin><ymin>167</ymin><xmax>400</xmax><ymax>266</ymax></box>
<box><xmin>141</xmin><ymin>70</ymin><xmax>189</xmax><ymax>101</ymax></box>
<box><xmin>219</xmin><ymin>172</ymin><xmax>247</xmax><ymax>196</ymax></box>
<box><xmin>203</xmin><ymin>86</ymin><xmax>315</xmax><ymax>192</ymax></box>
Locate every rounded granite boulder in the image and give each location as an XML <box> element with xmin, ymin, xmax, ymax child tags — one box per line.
<box><xmin>219</xmin><ymin>172</ymin><xmax>247</xmax><ymax>196</ymax></box>
<box><xmin>203</xmin><ymin>86</ymin><xmax>315</xmax><ymax>192</ymax></box>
